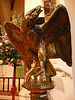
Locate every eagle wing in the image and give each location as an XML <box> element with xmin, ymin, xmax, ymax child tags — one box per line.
<box><xmin>41</xmin><ymin>4</ymin><xmax>72</xmax><ymax>67</ymax></box>
<box><xmin>4</xmin><ymin>22</ymin><xmax>38</xmax><ymax>70</ymax></box>
<box><xmin>4</xmin><ymin>6</ymin><xmax>43</xmax><ymax>70</ymax></box>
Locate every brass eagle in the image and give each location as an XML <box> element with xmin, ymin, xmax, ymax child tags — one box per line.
<box><xmin>4</xmin><ymin>4</ymin><xmax>72</xmax><ymax>89</ymax></box>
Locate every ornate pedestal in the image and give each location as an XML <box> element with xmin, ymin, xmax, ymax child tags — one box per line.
<box><xmin>22</xmin><ymin>60</ymin><xmax>55</xmax><ymax>100</ymax></box>
<box><xmin>22</xmin><ymin>71</ymin><xmax>55</xmax><ymax>100</ymax></box>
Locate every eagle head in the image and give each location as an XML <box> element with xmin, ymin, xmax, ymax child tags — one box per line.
<box><xmin>22</xmin><ymin>5</ymin><xmax>43</xmax><ymax>33</ymax></box>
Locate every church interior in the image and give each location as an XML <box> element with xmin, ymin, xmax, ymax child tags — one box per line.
<box><xmin>0</xmin><ymin>0</ymin><xmax>75</xmax><ymax>100</ymax></box>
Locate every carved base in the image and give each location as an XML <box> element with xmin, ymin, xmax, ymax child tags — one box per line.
<box><xmin>22</xmin><ymin>70</ymin><xmax>55</xmax><ymax>92</ymax></box>
<box><xmin>22</xmin><ymin>81</ymin><xmax>54</xmax><ymax>93</ymax></box>
<box><xmin>22</xmin><ymin>67</ymin><xmax>55</xmax><ymax>100</ymax></box>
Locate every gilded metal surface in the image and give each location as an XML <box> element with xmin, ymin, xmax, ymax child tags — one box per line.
<box><xmin>23</xmin><ymin>68</ymin><xmax>55</xmax><ymax>91</ymax></box>
<box><xmin>5</xmin><ymin>4</ymin><xmax>72</xmax><ymax>91</ymax></box>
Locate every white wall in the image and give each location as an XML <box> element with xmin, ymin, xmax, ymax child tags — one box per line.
<box><xmin>64</xmin><ymin>0</ymin><xmax>75</xmax><ymax>92</ymax></box>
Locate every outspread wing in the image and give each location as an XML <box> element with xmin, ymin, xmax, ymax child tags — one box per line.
<box><xmin>41</xmin><ymin>4</ymin><xmax>72</xmax><ymax>67</ymax></box>
<box><xmin>4</xmin><ymin>6</ymin><xmax>43</xmax><ymax>70</ymax></box>
<box><xmin>4</xmin><ymin>22</ymin><xmax>38</xmax><ymax>70</ymax></box>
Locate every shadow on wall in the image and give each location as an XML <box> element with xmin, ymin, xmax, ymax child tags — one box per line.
<box><xmin>48</xmin><ymin>90</ymin><xmax>54</xmax><ymax>100</ymax></box>
<box><xmin>53</xmin><ymin>76</ymin><xmax>64</xmax><ymax>93</ymax></box>
<box><xmin>47</xmin><ymin>76</ymin><xmax>64</xmax><ymax>100</ymax></box>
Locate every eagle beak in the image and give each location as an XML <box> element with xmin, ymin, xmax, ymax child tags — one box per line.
<box><xmin>26</xmin><ymin>5</ymin><xmax>43</xmax><ymax>16</ymax></box>
<box><xmin>35</xmin><ymin>5</ymin><xmax>43</xmax><ymax>14</ymax></box>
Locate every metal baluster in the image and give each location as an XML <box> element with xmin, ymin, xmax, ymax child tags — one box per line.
<box><xmin>18</xmin><ymin>78</ymin><xmax>20</xmax><ymax>92</ymax></box>
<box><xmin>8</xmin><ymin>78</ymin><xmax>9</xmax><ymax>91</ymax></box>
<box><xmin>3</xmin><ymin>78</ymin><xmax>5</xmax><ymax>91</ymax></box>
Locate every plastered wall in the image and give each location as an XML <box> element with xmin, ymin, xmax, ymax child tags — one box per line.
<box><xmin>65</xmin><ymin>0</ymin><xmax>75</xmax><ymax>91</ymax></box>
<box><xmin>0</xmin><ymin>0</ymin><xmax>24</xmax><ymax>27</ymax></box>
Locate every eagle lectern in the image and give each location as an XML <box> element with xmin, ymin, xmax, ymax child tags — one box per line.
<box><xmin>5</xmin><ymin>4</ymin><xmax>72</xmax><ymax>100</ymax></box>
